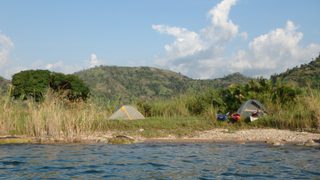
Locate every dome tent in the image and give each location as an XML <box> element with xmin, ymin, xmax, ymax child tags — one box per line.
<box><xmin>236</xmin><ymin>99</ymin><xmax>266</xmax><ymax>121</ymax></box>
<box><xmin>109</xmin><ymin>105</ymin><xmax>145</xmax><ymax>120</ymax></box>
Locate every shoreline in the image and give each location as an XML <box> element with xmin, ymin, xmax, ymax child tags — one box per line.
<box><xmin>142</xmin><ymin>129</ymin><xmax>320</xmax><ymax>146</ymax></box>
<box><xmin>1</xmin><ymin>128</ymin><xmax>320</xmax><ymax>146</ymax></box>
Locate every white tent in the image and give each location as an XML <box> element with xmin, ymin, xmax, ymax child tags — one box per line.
<box><xmin>109</xmin><ymin>105</ymin><xmax>145</xmax><ymax>120</ymax></box>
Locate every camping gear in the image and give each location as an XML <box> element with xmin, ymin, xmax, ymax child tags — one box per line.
<box><xmin>249</xmin><ymin>111</ymin><xmax>264</xmax><ymax>122</ymax></box>
<box><xmin>109</xmin><ymin>105</ymin><xmax>145</xmax><ymax>120</ymax></box>
<box><xmin>249</xmin><ymin>115</ymin><xmax>258</xmax><ymax>122</ymax></box>
<box><xmin>217</xmin><ymin>112</ymin><xmax>229</xmax><ymax>121</ymax></box>
<box><xmin>236</xmin><ymin>99</ymin><xmax>266</xmax><ymax>121</ymax></box>
<box><xmin>231</xmin><ymin>113</ymin><xmax>241</xmax><ymax>122</ymax></box>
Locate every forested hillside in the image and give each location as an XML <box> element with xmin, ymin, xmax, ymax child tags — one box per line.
<box><xmin>273</xmin><ymin>54</ymin><xmax>320</xmax><ymax>88</ymax></box>
<box><xmin>75</xmin><ymin>66</ymin><xmax>251</xmax><ymax>100</ymax></box>
<box><xmin>75</xmin><ymin>66</ymin><xmax>190</xmax><ymax>100</ymax></box>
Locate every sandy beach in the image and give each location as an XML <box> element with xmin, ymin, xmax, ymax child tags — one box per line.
<box><xmin>143</xmin><ymin>129</ymin><xmax>320</xmax><ymax>145</ymax></box>
<box><xmin>1</xmin><ymin>128</ymin><xmax>320</xmax><ymax>146</ymax></box>
<box><xmin>79</xmin><ymin>128</ymin><xmax>320</xmax><ymax>146</ymax></box>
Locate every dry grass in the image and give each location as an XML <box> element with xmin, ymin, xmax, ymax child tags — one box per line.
<box><xmin>0</xmin><ymin>92</ymin><xmax>109</xmax><ymax>142</ymax></box>
<box><xmin>0</xmin><ymin>92</ymin><xmax>214</xmax><ymax>140</ymax></box>
<box><xmin>254</xmin><ymin>90</ymin><xmax>320</xmax><ymax>131</ymax></box>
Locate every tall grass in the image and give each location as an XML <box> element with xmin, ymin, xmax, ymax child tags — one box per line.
<box><xmin>0</xmin><ymin>92</ymin><xmax>109</xmax><ymax>141</ymax></box>
<box><xmin>255</xmin><ymin>90</ymin><xmax>320</xmax><ymax>131</ymax></box>
<box><xmin>0</xmin><ymin>87</ymin><xmax>319</xmax><ymax>142</ymax></box>
<box><xmin>137</xmin><ymin>95</ymin><xmax>190</xmax><ymax>117</ymax></box>
<box><xmin>0</xmin><ymin>92</ymin><xmax>214</xmax><ymax>140</ymax></box>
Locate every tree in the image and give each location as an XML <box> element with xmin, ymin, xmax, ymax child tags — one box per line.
<box><xmin>11</xmin><ymin>70</ymin><xmax>90</xmax><ymax>101</ymax></box>
<box><xmin>11</xmin><ymin>70</ymin><xmax>51</xmax><ymax>101</ymax></box>
<box><xmin>49</xmin><ymin>73</ymin><xmax>90</xmax><ymax>100</ymax></box>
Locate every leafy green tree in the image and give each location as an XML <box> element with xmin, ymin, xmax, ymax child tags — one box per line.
<box><xmin>49</xmin><ymin>73</ymin><xmax>90</xmax><ymax>100</ymax></box>
<box><xmin>11</xmin><ymin>70</ymin><xmax>90</xmax><ymax>101</ymax></box>
<box><xmin>11</xmin><ymin>70</ymin><xmax>51</xmax><ymax>101</ymax></box>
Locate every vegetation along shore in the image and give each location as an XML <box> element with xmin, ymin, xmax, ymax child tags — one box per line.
<box><xmin>0</xmin><ymin>55</ymin><xmax>320</xmax><ymax>145</ymax></box>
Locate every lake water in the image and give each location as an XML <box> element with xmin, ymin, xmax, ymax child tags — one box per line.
<box><xmin>0</xmin><ymin>142</ymin><xmax>319</xmax><ymax>179</ymax></box>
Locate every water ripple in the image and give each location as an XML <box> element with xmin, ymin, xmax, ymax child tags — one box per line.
<box><xmin>2</xmin><ymin>161</ymin><xmax>25</xmax><ymax>166</ymax></box>
<box><xmin>0</xmin><ymin>143</ymin><xmax>319</xmax><ymax>179</ymax></box>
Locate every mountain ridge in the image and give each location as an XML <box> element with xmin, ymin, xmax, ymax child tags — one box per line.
<box><xmin>74</xmin><ymin>65</ymin><xmax>251</xmax><ymax>99</ymax></box>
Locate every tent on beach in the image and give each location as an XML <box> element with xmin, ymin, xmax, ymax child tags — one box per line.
<box><xmin>236</xmin><ymin>99</ymin><xmax>267</xmax><ymax>121</ymax></box>
<box><xmin>109</xmin><ymin>105</ymin><xmax>145</xmax><ymax>120</ymax></box>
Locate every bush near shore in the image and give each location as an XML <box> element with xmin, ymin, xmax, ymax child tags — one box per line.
<box><xmin>0</xmin><ymin>79</ymin><xmax>319</xmax><ymax>142</ymax></box>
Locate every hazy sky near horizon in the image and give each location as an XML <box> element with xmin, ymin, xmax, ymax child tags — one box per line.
<box><xmin>0</xmin><ymin>0</ymin><xmax>319</xmax><ymax>79</ymax></box>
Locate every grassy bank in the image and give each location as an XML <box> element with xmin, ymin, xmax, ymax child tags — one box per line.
<box><xmin>0</xmin><ymin>86</ymin><xmax>319</xmax><ymax>142</ymax></box>
<box><xmin>254</xmin><ymin>90</ymin><xmax>320</xmax><ymax>131</ymax></box>
<box><xmin>0</xmin><ymin>92</ymin><xmax>215</xmax><ymax>140</ymax></box>
<box><xmin>99</xmin><ymin>116</ymin><xmax>214</xmax><ymax>138</ymax></box>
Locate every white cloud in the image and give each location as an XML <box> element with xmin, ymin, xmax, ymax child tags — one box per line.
<box><xmin>231</xmin><ymin>21</ymin><xmax>320</xmax><ymax>77</ymax></box>
<box><xmin>0</xmin><ymin>34</ymin><xmax>106</xmax><ymax>79</ymax></box>
<box><xmin>39</xmin><ymin>54</ymin><xmax>103</xmax><ymax>74</ymax></box>
<box><xmin>152</xmin><ymin>25</ymin><xmax>204</xmax><ymax>59</ymax></box>
<box><xmin>43</xmin><ymin>61</ymin><xmax>81</xmax><ymax>74</ymax></box>
<box><xmin>152</xmin><ymin>25</ymin><xmax>205</xmax><ymax>68</ymax></box>
<box><xmin>202</xmin><ymin>0</ymin><xmax>238</xmax><ymax>44</ymax></box>
<box><xmin>89</xmin><ymin>53</ymin><xmax>100</xmax><ymax>68</ymax></box>
<box><xmin>153</xmin><ymin>0</ymin><xmax>320</xmax><ymax>79</ymax></box>
<box><xmin>4</xmin><ymin>53</ymin><xmax>106</xmax><ymax>79</ymax></box>
<box><xmin>153</xmin><ymin>0</ymin><xmax>245</xmax><ymax>79</ymax></box>
<box><xmin>45</xmin><ymin>61</ymin><xmax>63</xmax><ymax>70</ymax></box>
<box><xmin>0</xmin><ymin>33</ymin><xmax>14</xmax><ymax>67</ymax></box>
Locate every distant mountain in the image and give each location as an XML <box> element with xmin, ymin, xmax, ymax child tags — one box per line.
<box><xmin>272</xmin><ymin>54</ymin><xmax>320</xmax><ymax>88</ymax></box>
<box><xmin>75</xmin><ymin>66</ymin><xmax>251</xmax><ymax>99</ymax></box>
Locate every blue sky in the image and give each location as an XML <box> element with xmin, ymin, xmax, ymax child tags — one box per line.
<box><xmin>0</xmin><ymin>0</ymin><xmax>319</xmax><ymax>79</ymax></box>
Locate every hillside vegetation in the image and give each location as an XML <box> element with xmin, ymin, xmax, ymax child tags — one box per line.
<box><xmin>273</xmin><ymin>54</ymin><xmax>320</xmax><ymax>88</ymax></box>
<box><xmin>75</xmin><ymin>66</ymin><xmax>251</xmax><ymax>100</ymax></box>
<box><xmin>0</xmin><ymin>76</ymin><xmax>9</xmax><ymax>94</ymax></box>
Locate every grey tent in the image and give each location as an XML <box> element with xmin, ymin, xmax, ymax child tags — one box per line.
<box><xmin>236</xmin><ymin>99</ymin><xmax>266</xmax><ymax>121</ymax></box>
<box><xmin>109</xmin><ymin>105</ymin><xmax>145</xmax><ymax>120</ymax></box>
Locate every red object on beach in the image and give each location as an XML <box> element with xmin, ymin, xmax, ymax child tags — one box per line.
<box><xmin>231</xmin><ymin>113</ymin><xmax>241</xmax><ymax>121</ymax></box>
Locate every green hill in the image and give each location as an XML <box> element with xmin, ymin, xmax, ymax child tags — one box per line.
<box><xmin>75</xmin><ymin>66</ymin><xmax>190</xmax><ymax>100</ymax></box>
<box><xmin>201</xmin><ymin>72</ymin><xmax>251</xmax><ymax>87</ymax></box>
<box><xmin>272</xmin><ymin>54</ymin><xmax>320</xmax><ymax>88</ymax></box>
<box><xmin>75</xmin><ymin>66</ymin><xmax>251</xmax><ymax>100</ymax></box>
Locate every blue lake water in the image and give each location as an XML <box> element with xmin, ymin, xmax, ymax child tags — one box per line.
<box><xmin>0</xmin><ymin>142</ymin><xmax>319</xmax><ymax>179</ymax></box>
